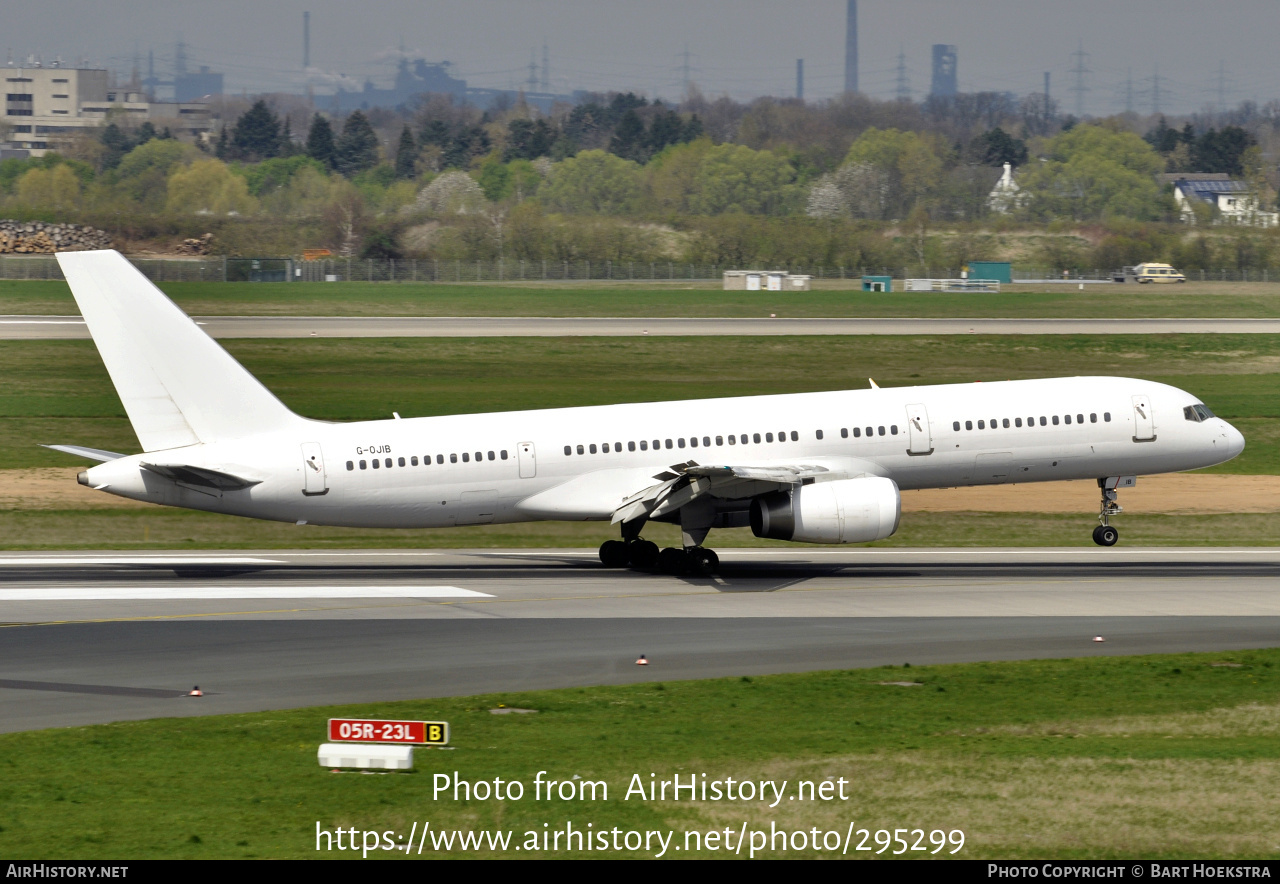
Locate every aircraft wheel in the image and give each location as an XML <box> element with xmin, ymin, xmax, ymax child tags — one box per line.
<box><xmin>1092</xmin><ymin>525</ymin><xmax>1119</xmax><ymax>547</ymax></box>
<box><xmin>599</xmin><ymin>540</ymin><xmax>630</xmax><ymax>567</ymax></box>
<box><xmin>628</xmin><ymin>539</ymin><xmax>660</xmax><ymax>569</ymax></box>
<box><xmin>658</xmin><ymin>547</ymin><xmax>689</xmax><ymax>575</ymax></box>
<box><xmin>688</xmin><ymin>548</ymin><xmax>719</xmax><ymax>576</ymax></box>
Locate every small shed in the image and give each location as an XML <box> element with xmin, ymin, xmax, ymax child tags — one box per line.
<box><xmin>724</xmin><ymin>271</ymin><xmax>811</xmax><ymax>292</ymax></box>
<box><xmin>966</xmin><ymin>262</ymin><xmax>1012</xmax><ymax>284</ymax></box>
<box><xmin>861</xmin><ymin>275</ymin><xmax>892</xmax><ymax>292</ymax></box>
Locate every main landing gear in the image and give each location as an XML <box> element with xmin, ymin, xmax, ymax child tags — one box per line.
<box><xmin>1092</xmin><ymin>477</ymin><xmax>1125</xmax><ymax>547</ymax></box>
<box><xmin>598</xmin><ymin>539</ymin><xmax>719</xmax><ymax>575</ymax></box>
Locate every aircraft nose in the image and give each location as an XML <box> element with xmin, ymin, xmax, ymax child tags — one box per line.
<box><xmin>1225</xmin><ymin>423</ymin><xmax>1246</xmax><ymax>458</ymax></box>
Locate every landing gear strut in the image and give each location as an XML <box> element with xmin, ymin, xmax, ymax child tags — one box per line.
<box><xmin>1093</xmin><ymin>478</ymin><xmax>1123</xmax><ymax>547</ymax></box>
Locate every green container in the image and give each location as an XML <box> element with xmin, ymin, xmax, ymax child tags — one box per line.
<box><xmin>967</xmin><ymin>262</ymin><xmax>1011</xmax><ymax>284</ymax></box>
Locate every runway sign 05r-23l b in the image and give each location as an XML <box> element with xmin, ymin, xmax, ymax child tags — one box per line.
<box><xmin>328</xmin><ymin>718</ymin><xmax>449</xmax><ymax>745</ymax></box>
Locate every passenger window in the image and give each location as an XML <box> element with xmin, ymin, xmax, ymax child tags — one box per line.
<box><xmin>360</xmin><ymin>460</ymin><xmax>367</xmax><ymax>470</ymax></box>
<box><xmin>978</xmin><ymin>420</ymin><xmax>985</xmax><ymax>430</ymax></box>
<box><xmin>841</xmin><ymin>428</ymin><xmax>849</xmax><ymax>438</ymax></box>
<box><xmin>346</xmin><ymin>461</ymin><xmax>354</xmax><ymax>471</ymax></box>
<box><xmin>488</xmin><ymin>451</ymin><xmax>495</xmax><ymax>461</ymax></box>
<box><xmin>373</xmin><ymin>459</ymin><xmax>380</xmax><ymax>469</ymax></box>
<box><xmin>665</xmin><ymin>439</ymin><xmax>673</xmax><ymax>449</ymax></box>
<box><xmin>602</xmin><ymin>443</ymin><xmax>610</xmax><ymax>453</ymax></box>
<box><xmin>462</xmin><ymin>453</ymin><xmax>470</xmax><ymax>462</ymax></box>
<box><xmin>1065</xmin><ymin>415</ymin><xmax>1072</xmax><ymax>425</ymax></box>
<box><xmin>436</xmin><ymin>455</ymin><xmax>444</xmax><ymax>464</ymax></box>
<box><xmin>565</xmin><ymin>446</ymin><xmax>572</xmax><ymax>456</ymax></box>
<box><xmin>398</xmin><ymin>457</ymin><xmax>406</xmax><ymax>467</ymax></box>
<box><xmin>816</xmin><ymin>430</ymin><xmax>824</xmax><ymax>440</ymax></box>
<box><xmin>475</xmin><ymin>452</ymin><xmax>482</xmax><ymax>462</ymax></box>
<box><xmin>890</xmin><ymin>425</ymin><xmax>898</xmax><ymax>435</ymax></box>
<box><xmin>1077</xmin><ymin>414</ymin><xmax>1084</xmax><ymax>424</ymax></box>
<box><xmin>866</xmin><ymin>427</ymin><xmax>873</xmax><ymax>437</ymax></box>
<box><xmin>411</xmin><ymin>456</ymin><xmax>419</xmax><ymax>466</ymax></box>
<box><xmin>501</xmin><ymin>450</ymin><xmax>508</xmax><ymax>460</ymax></box>
<box><xmin>1002</xmin><ymin>419</ymin><xmax>1010</xmax><ymax>428</ymax></box>
<box><xmin>577</xmin><ymin>444</ymin><xmax>585</xmax><ymax>455</ymax></box>
<box><xmin>1090</xmin><ymin>414</ymin><xmax>1097</xmax><ymax>423</ymax></box>
<box><xmin>753</xmin><ymin>433</ymin><xmax>761</xmax><ymax>443</ymax></box>
<box><xmin>385</xmin><ymin>458</ymin><xmax>392</xmax><ymax>468</ymax></box>
<box><xmin>766</xmin><ymin>432</ymin><xmax>774</xmax><ymax>443</ymax></box>
<box><xmin>689</xmin><ymin>437</ymin><xmax>697</xmax><ymax>448</ymax></box>
<box><xmin>616</xmin><ymin>442</ymin><xmax>622</xmax><ymax>451</ymax></box>
<box><xmin>640</xmin><ymin>440</ymin><xmax>649</xmax><ymax>451</ymax></box>
<box><xmin>450</xmin><ymin>454</ymin><xmax>458</xmax><ymax>463</ymax></box>
<box><xmin>1015</xmin><ymin>418</ymin><xmax>1023</xmax><ymax>427</ymax></box>
<box><xmin>854</xmin><ymin>427</ymin><xmax>862</xmax><ymax>438</ymax></box>
<box><xmin>728</xmin><ymin>436</ymin><xmax>736</xmax><ymax>445</ymax></box>
<box><xmin>740</xmin><ymin>435</ymin><xmax>748</xmax><ymax>444</ymax></box>
<box><xmin>678</xmin><ymin>438</ymin><xmax>686</xmax><ymax>449</ymax></box>
<box><xmin>1104</xmin><ymin>413</ymin><xmax>1111</xmax><ymax>422</ymax></box>
<box><xmin>953</xmin><ymin>421</ymin><xmax>960</xmax><ymax>431</ymax></box>
<box><xmin>965</xmin><ymin>421</ymin><xmax>973</xmax><ymax>430</ymax></box>
<box><xmin>1040</xmin><ymin>417</ymin><xmax>1047</xmax><ymax>426</ymax></box>
<box><xmin>1052</xmin><ymin>416</ymin><xmax>1060</xmax><ymax>426</ymax></box>
<box><xmin>629</xmin><ymin>441</ymin><xmax>637</xmax><ymax>452</ymax></box>
<box><xmin>590</xmin><ymin>444</ymin><xmax>598</xmax><ymax>454</ymax></box>
<box><xmin>878</xmin><ymin>426</ymin><xmax>885</xmax><ymax>436</ymax></box>
<box><xmin>790</xmin><ymin>431</ymin><xmax>799</xmax><ymax>441</ymax></box>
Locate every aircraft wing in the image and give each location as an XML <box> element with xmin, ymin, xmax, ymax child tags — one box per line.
<box><xmin>611</xmin><ymin>460</ymin><xmax>829</xmax><ymax>524</ymax></box>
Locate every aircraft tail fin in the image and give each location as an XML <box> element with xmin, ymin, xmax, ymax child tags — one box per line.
<box><xmin>56</xmin><ymin>250</ymin><xmax>301</xmax><ymax>452</ymax></box>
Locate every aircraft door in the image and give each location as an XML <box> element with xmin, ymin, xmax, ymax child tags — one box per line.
<box><xmin>301</xmin><ymin>442</ymin><xmax>328</xmax><ymax>495</ymax></box>
<box><xmin>517</xmin><ymin>441</ymin><xmax>537</xmax><ymax>478</ymax></box>
<box><xmin>1132</xmin><ymin>395</ymin><xmax>1156</xmax><ymax>442</ymax></box>
<box><xmin>905</xmin><ymin>403</ymin><xmax>934</xmax><ymax>455</ymax></box>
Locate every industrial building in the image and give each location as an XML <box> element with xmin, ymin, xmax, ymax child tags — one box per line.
<box><xmin>3</xmin><ymin>63</ymin><xmax>214</xmax><ymax>156</ymax></box>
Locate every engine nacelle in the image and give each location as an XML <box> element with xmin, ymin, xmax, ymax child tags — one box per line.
<box><xmin>750</xmin><ymin>477</ymin><xmax>901</xmax><ymax>544</ymax></box>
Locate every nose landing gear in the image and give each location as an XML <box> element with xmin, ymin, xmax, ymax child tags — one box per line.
<box><xmin>1092</xmin><ymin>477</ymin><xmax>1134</xmax><ymax>546</ymax></box>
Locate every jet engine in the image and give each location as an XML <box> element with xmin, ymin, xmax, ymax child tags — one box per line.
<box><xmin>749</xmin><ymin>477</ymin><xmax>901</xmax><ymax>544</ymax></box>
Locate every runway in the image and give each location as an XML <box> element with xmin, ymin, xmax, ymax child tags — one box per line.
<box><xmin>1</xmin><ymin>548</ymin><xmax>1278</xmax><ymax>733</ymax></box>
<box><xmin>3</xmin><ymin>315</ymin><xmax>1279</xmax><ymax>339</ymax></box>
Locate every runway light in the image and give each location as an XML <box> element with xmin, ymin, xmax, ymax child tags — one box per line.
<box><xmin>1092</xmin><ymin>636</ymin><xmax>1106</xmax><ymax>643</ymax></box>
<box><xmin>188</xmin><ymin>686</ymin><xmax>203</xmax><ymax>696</ymax></box>
<box><xmin>636</xmin><ymin>655</ymin><xmax>649</xmax><ymax>666</ymax></box>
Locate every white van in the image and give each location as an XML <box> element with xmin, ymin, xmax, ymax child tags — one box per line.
<box><xmin>1133</xmin><ymin>263</ymin><xmax>1186</xmax><ymax>283</ymax></box>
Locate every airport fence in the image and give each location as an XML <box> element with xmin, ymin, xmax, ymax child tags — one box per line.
<box><xmin>1</xmin><ymin>255</ymin><xmax>1278</xmax><ymax>285</ymax></box>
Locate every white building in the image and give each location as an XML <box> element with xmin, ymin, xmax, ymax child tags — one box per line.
<box><xmin>986</xmin><ymin>162</ymin><xmax>1026</xmax><ymax>214</ymax></box>
<box><xmin>3</xmin><ymin>64</ymin><xmax>213</xmax><ymax>156</ymax></box>
<box><xmin>1165</xmin><ymin>173</ymin><xmax>1279</xmax><ymax>228</ymax></box>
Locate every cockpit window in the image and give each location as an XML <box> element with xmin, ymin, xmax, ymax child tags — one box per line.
<box><xmin>1184</xmin><ymin>404</ymin><xmax>1216</xmax><ymax>422</ymax></box>
<box><xmin>1195</xmin><ymin>404</ymin><xmax>1215</xmax><ymax>420</ymax></box>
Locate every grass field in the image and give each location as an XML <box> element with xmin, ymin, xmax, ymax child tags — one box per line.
<box><xmin>1</xmin><ymin>650</ymin><xmax>1278</xmax><ymax>859</ymax></box>
<box><xmin>5</xmin><ymin>334</ymin><xmax>1277</xmax><ymax>473</ymax></box>
<box><xmin>3</xmin><ymin>333</ymin><xmax>1275</xmax><ymax>548</ymax></box>
<box><xmin>5</xmin><ymin>278</ymin><xmax>1280</xmax><ymax>318</ymax></box>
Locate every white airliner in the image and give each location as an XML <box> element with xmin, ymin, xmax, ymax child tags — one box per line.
<box><xmin>51</xmin><ymin>251</ymin><xmax>1244</xmax><ymax>574</ymax></box>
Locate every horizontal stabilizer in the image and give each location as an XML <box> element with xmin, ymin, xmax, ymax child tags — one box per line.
<box><xmin>41</xmin><ymin>444</ymin><xmax>126</xmax><ymax>463</ymax></box>
<box><xmin>141</xmin><ymin>462</ymin><xmax>261</xmax><ymax>491</ymax></box>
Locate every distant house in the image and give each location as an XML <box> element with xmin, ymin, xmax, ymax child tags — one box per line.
<box><xmin>1164</xmin><ymin>173</ymin><xmax>1278</xmax><ymax>227</ymax></box>
<box><xmin>987</xmin><ymin>163</ymin><xmax>1026</xmax><ymax>214</ymax></box>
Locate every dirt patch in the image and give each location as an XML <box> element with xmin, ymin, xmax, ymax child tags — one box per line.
<box><xmin>3</xmin><ymin>469</ymin><xmax>1277</xmax><ymax>515</ymax></box>
<box><xmin>902</xmin><ymin>473</ymin><xmax>1280</xmax><ymax>514</ymax></box>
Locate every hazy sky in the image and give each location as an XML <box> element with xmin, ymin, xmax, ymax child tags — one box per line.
<box><xmin>8</xmin><ymin>1</ymin><xmax>1280</xmax><ymax>115</ymax></box>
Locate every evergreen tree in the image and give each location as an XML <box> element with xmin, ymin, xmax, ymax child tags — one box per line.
<box><xmin>505</xmin><ymin>118</ymin><xmax>556</xmax><ymax>161</ymax></box>
<box><xmin>231</xmin><ymin>99</ymin><xmax>282</xmax><ymax>161</ymax></box>
<box><xmin>394</xmin><ymin>125</ymin><xmax>417</xmax><ymax>179</ymax></box>
<box><xmin>608</xmin><ymin>109</ymin><xmax>648</xmax><ymax>162</ymax></box>
<box><xmin>335</xmin><ymin>110</ymin><xmax>380</xmax><ymax>176</ymax></box>
<box><xmin>100</xmin><ymin>123</ymin><xmax>132</xmax><ymax>170</ymax></box>
<box><xmin>214</xmin><ymin>125</ymin><xmax>229</xmax><ymax>161</ymax></box>
<box><xmin>682</xmin><ymin>114</ymin><xmax>704</xmax><ymax>143</ymax></box>
<box><xmin>306</xmin><ymin>114</ymin><xmax>337</xmax><ymax>169</ymax></box>
<box><xmin>971</xmin><ymin>127</ymin><xmax>1028</xmax><ymax>167</ymax></box>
